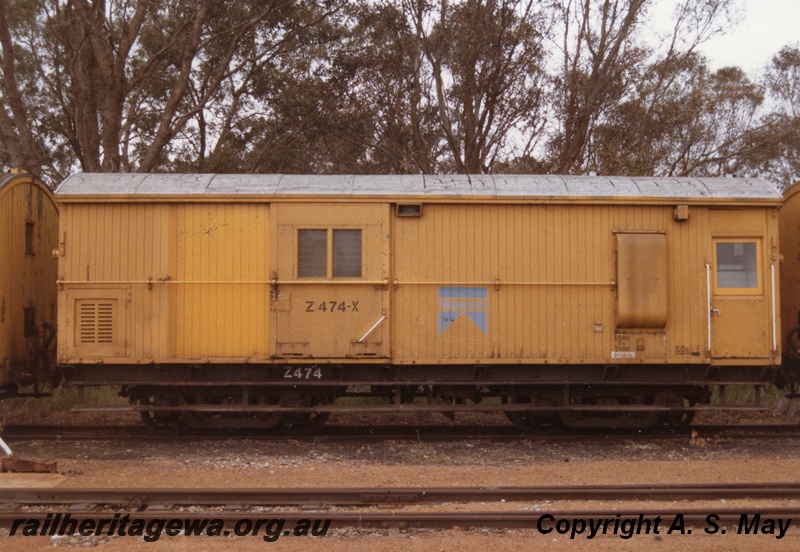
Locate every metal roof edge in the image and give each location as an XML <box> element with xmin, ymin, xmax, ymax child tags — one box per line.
<box><xmin>54</xmin><ymin>173</ymin><xmax>783</xmax><ymax>202</ymax></box>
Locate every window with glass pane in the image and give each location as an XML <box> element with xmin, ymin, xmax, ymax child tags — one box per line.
<box><xmin>716</xmin><ymin>241</ymin><xmax>758</xmax><ymax>289</ymax></box>
<box><xmin>298</xmin><ymin>230</ymin><xmax>327</xmax><ymax>277</ymax></box>
<box><xmin>333</xmin><ymin>229</ymin><xmax>362</xmax><ymax>277</ymax></box>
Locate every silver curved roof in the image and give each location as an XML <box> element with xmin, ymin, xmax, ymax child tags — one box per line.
<box><xmin>0</xmin><ymin>171</ymin><xmax>54</xmax><ymax>196</ymax></box>
<box><xmin>0</xmin><ymin>171</ymin><xmax>33</xmax><ymax>193</ymax></box>
<box><xmin>55</xmin><ymin>173</ymin><xmax>781</xmax><ymax>200</ymax></box>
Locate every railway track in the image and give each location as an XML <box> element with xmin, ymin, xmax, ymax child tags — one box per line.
<box><xmin>5</xmin><ymin>483</ymin><xmax>800</xmax><ymax>504</ymax></box>
<box><xmin>2</xmin><ymin>423</ymin><xmax>799</xmax><ymax>442</ymax></box>
<box><xmin>1</xmin><ymin>484</ymin><xmax>799</xmax><ymax>530</ymax></box>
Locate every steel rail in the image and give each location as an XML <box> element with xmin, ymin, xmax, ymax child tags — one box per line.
<box><xmin>69</xmin><ymin>403</ymin><xmax>773</xmax><ymax>414</ymax></box>
<box><xmin>3</xmin><ymin>423</ymin><xmax>800</xmax><ymax>442</ymax></box>
<box><xmin>4</xmin><ymin>483</ymin><xmax>800</xmax><ymax>506</ymax></box>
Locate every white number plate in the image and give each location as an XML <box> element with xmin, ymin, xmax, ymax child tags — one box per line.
<box><xmin>283</xmin><ymin>367</ymin><xmax>326</xmax><ymax>380</ymax></box>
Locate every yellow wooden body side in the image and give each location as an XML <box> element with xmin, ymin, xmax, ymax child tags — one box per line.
<box><xmin>57</xmin><ymin>202</ymin><xmax>270</xmax><ymax>363</ymax></box>
<box><xmin>56</xmin><ymin>193</ymin><xmax>781</xmax><ymax>367</ymax></box>
<box><xmin>392</xmin><ymin>202</ymin><xmax>779</xmax><ymax>365</ymax></box>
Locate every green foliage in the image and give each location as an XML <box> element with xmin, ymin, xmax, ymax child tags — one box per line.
<box><xmin>709</xmin><ymin>384</ymin><xmax>784</xmax><ymax>406</ymax></box>
<box><xmin>0</xmin><ymin>386</ymin><xmax>126</xmax><ymax>414</ymax></box>
<box><xmin>0</xmin><ymin>0</ymin><xmax>795</xmax><ymax>182</ymax></box>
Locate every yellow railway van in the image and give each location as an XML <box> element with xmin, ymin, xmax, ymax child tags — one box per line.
<box><xmin>780</xmin><ymin>182</ymin><xmax>800</xmax><ymax>372</ymax></box>
<box><xmin>54</xmin><ymin>173</ymin><xmax>790</xmax><ymax>432</ymax></box>
<box><xmin>0</xmin><ymin>171</ymin><xmax>59</xmax><ymax>397</ymax></box>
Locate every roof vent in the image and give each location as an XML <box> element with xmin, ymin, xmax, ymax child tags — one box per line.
<box><xmin>397</xmin><ymin>204</ymin><xmax>422</xmax><ymax>217</ymax></box>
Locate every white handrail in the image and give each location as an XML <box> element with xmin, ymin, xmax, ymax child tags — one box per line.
<box><xmin>358</xmin><ymin>315</ymin><xmax>386</xmax><ymax>343</ymax></box>
<box><xmin>772</xmin><ymin>264</ymin><xmax>778</xmax><ymax>352</ymax></box>
<box><xmin>0</xmin><ymin>437</ymin><xmax>13</xmax><ymax>457</ymax></box>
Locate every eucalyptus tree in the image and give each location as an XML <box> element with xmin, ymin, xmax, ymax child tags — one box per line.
<box><xmin>742</xmin><ymin>45</ymin><xmax>800</xmax><ymax>189</ymax></box>
<box><xmin>402</xmin><ymin>0</ymin><xmax>549</xmax><ymax>174</ymax></box>
<box><xmin>590</xmin><ymin>55</ymin><xmax>764</xmax><ymax>177</ymax></box>
<box><xmin>0</xmin><ymin>0</ymin><xmax>346</xmax><ymax>179</ymax></box>
<box><xmin>546</xmin><ymin>0</ymin><xmax>737</xmax><ymax>174</ymax></box>
<box><xmin>0</xmin><ymin>0</ymin><xmax>48</xmax><ymax>176</ymax></box>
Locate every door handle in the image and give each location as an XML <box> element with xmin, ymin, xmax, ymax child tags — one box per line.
<box><xmin>711</xmin><ymin>309</ymin><xmax>721</xmax><ymax>316</ymax></box>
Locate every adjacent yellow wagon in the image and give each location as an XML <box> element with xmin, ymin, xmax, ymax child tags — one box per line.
<box><xmin>0</xmin><ymin>171</ymin><xmax>59</xmax><ymax>397</ymax></box>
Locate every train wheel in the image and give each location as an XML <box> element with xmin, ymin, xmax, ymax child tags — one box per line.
<box><xmin>656</xmin><ymin>394</ymin><xmax>695</xmax><ymax>432</ymax></box>
<box><xmin>787</xmin><ymin>326</ymin><xmax>800</xmax><ymax>355</ymax></box>
<box><xmin>504</xmin><ymin>395</ymin><xmax>560</xmax><ymax>434</ymax></box>
<box><xmin>253</xmin><ymin>393</ymin><xmax>284</xmax><ymax>429</ymax></box>
<box><xmin>137</xmin><ymin>390</ymin><xmax>188</xmax><ymax>435</ymax></box>
<box><xmin>278</xmin><ymin>393</ymin><xmax>332</xmax><ymax>436</ymax></box>
<box><xmin>557</xmin><ymin>394</ymin><xmax>663</xmax><ymax>430</ymax></box>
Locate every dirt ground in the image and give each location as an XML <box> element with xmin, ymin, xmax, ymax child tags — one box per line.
<box><xmin>1</xmin><ymin>409</ymin><xmax>800</xmax><ymax>551</ymax></box>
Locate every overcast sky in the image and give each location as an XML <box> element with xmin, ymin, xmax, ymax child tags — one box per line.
<box><xmin>651</xmin><ymin>0</ymin><xmax>799</xmax><ymax>73</ymax></box>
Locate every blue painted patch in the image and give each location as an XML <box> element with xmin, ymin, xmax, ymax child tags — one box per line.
<box><xmin>438</xmin><ymin>287</ymin><xmax>488</xmax><ymax>334</ymax></box>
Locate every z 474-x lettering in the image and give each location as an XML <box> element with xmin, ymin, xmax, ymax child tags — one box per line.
<box><xmin>305</xmin><ymin>301</ymin><xmax>359</xmax><ymax>313</ymax></box>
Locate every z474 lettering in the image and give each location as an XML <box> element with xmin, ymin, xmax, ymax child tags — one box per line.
<box><xmin>305</xmin><ymin>301</ymin><xmax>359</xmax><ymax>313</ymax></box>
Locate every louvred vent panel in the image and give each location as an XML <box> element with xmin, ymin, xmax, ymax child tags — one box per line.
<box><xmin>78</xmin><ymin>301</ymin><xmax>115</xmax><ymax>344</ymax></box>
